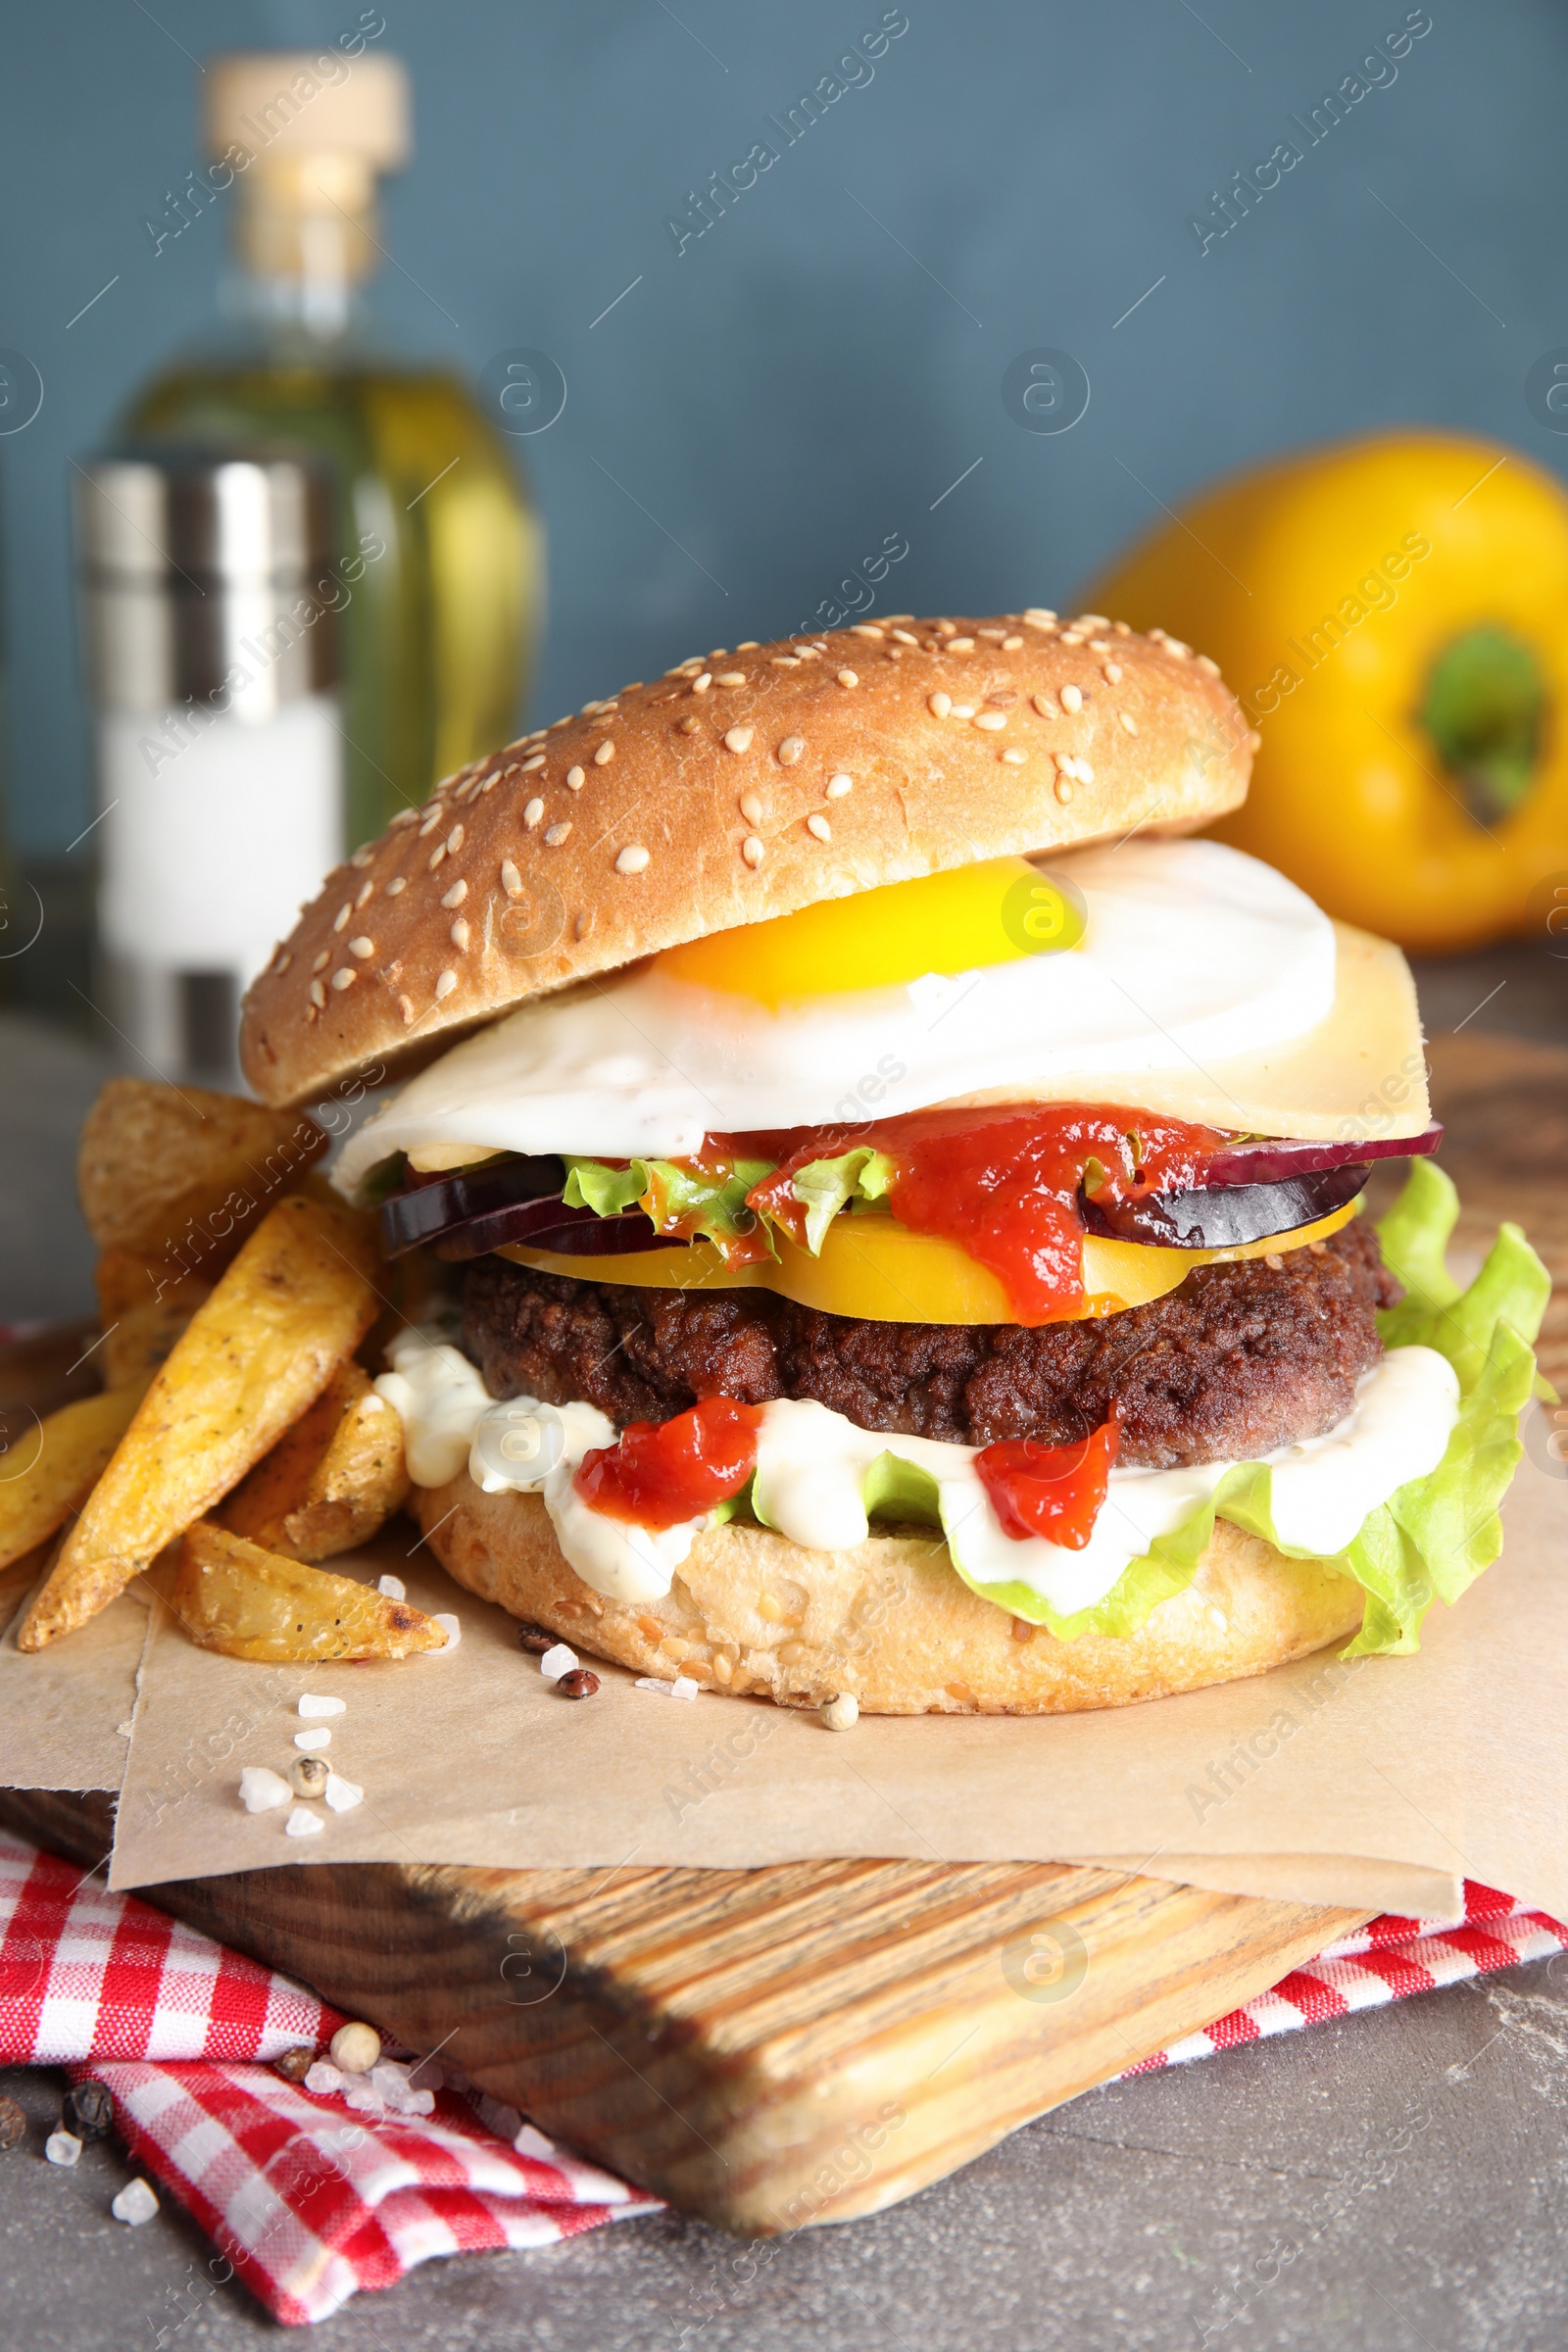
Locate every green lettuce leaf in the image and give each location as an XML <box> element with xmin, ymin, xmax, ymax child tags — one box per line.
<box><xmin>943</xmin><ymin>1166</ymin><xmax>1547</xmax><ymax>1651</ymax></box>
<box><xmin>786</xmin><ymin>1148</ymin><xmax>898</xmax><ymax>1252</ymax></box>
<box><xmin>563</xmin><ymin>1154</ymin><xmax>774</xmax><ymax>1251</ymax></box>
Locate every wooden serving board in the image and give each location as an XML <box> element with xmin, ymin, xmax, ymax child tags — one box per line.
<box><xmin>0</xmin><ymin>1787</ymin><xmax>1361</xmax><ymax>2235</ymax></box>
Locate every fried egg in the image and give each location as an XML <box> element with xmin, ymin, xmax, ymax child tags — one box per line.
<box><xmin>337</xmin><ymin>839</ymin><xmax>1337</xmax><ymax>1188</ymax></box>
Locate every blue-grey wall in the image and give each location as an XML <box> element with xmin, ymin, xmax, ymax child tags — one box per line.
<box><xmin>2</xmin><ymin>0</ymin><xmax>1564</xmax><ymax>854</ymax></box>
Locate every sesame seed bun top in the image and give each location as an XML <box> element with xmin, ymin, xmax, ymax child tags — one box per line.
<box><xmin>239</xmin><ymin>611</ymin><xmax>1254</xmax><ymax>1106</ymax></box>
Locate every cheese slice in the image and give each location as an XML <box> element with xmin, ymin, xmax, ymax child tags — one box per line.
<box><xmin>943</xmin><ymin>922</ymin><xmax>1429</xmax><ymax>1143</ymax></box>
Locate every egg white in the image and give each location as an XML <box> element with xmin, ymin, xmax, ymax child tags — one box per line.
<box><xmin>336</xmin><ymin>839</ymin><xmax>1337</xmax><ymax>1189</ymax></box>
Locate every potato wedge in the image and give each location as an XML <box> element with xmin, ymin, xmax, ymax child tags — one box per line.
<box><xmin>167</xmin><ymin>1522</ymin><xmax>447</xmax><ymax>1662</ymax></box>
<box><xmin>0</xmin><ymin>1382</ymin><xmax>148</xmax><ymax>1574</ymax></box>
<box><xmin>18</xmin><ymin>1196</ymin><xmax>380</xmax><ymax>1651</ymax></box>
<box><xmin>219</xmin><ymin>1362</ymin><xmax>410</xmax><ymax>1560</ymax></box>
<box><xmin>76</xmin><ymin>1079</ymin><xmax>328</xmax><ymax>1275</ymax></box>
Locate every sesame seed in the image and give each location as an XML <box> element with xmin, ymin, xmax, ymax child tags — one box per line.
<box><xmin>309</xmin><ymin>979</ymin><xmax>326</xmax><ymax>1008</ymax></box>
<box><xmin>593</xmin><ymin>741</ymin><xmax>614</xmax><ymax>765</ymax></box>
<box><xmin>1089</xmin><ymin>640</ymin><xmax>1111</xmax><ymax>656</ymax></box>
<box><xmin>418</xmin><ymin>811</ymin><xmax>443</xmax><ymax>836</ymax></box>
<box><xmin>441</xmin><ymin>880</ymin><xmax>467</xmax><ymax>907</ymax></box>
<box><xmin>615</xmin><ymin>844</ymin><xmax>651</xmax><ymax>874</ymax></box>
<box><xmin>391</xmin><ymin>808</ymin><xmax>419</xmax><ymax>827</ymax></box>
<box><xmin>1002</xmin><ymin>635</ymin><xmax>1024</xmax><ymax>651</ymax></box>
<box><xmin>770</xmin><ymin>656</ymin><xmax>799</xmax><ymax>668</ymax></box>
<box><xmin>724</xmin><ymin>726</ymin><xmax>755</xmax><ymax>754</ymax></box>
<box><xmin>331</xmin><ymin>968</ymin><xmax>356</xmax><ymax>991</ymax></box>
<box><xmin>977</xmin><ymin>627</ymin><xmax>1006</xmax><ymax>643</ymax></box>
<box><xmin>447</xmin><ymin>825</ymin><xmax>465</xmax><ymax>853</ymax></box>
<box><xmin>742</xmin><ymin>835</ymin><xmax>764</xmax><ymax>867</ymax></box>
<box><xmin>435</xmin><ymin>970</ymin><xmax>458</xmax><ymax>999</ymax></box>
<box><xmin>1077</xmin><ymin>613</ymin><xmax>1108</xmax><ymax>630</ymax></box>
<box><xmin>778</xmin><ymin>736</ymin><xmax>805</xmax><ymax>764</ymax></box>
<box><xmin>1113</xmin><ymin>619</ymin><xmax>1131</xmax><ymax>635</ymax></box>
<box><xmin>520</xmin><ymin>754</ymin><xmax>546</xmax><ymax>772</ymax></box>
<box><xmin>1196</xmin><ymin>653</ymin><xmax>1220</xmax><ymax>676</ymax></box>
<box><xmin>1120</xmin><ymin>711</ymin><xmax>1139</xmax><ymax>736</ymax></box>
<box><xmin>332</xmin><ymin>904</ymin><xmax>351</xmax><ymax>932</ymax></box>
<box><xmin>716</xmin><ymin>672</ymin><xmax>746</xmax><ymax>688</ymax></box>
<box><xmin>544</xmin><ymin>822</ymin><xmax>572</xmax><ymax>846</ymax></box>
<box><xmin>890</xmin><ymin>628</ymin><xmax>918</xmax><ymax>646</ymax></box>
<box><xmin>312</xmin><ymin>950</ymin><xmax>330</xmax><ymax>974</ymax></box>
<box><xmin>386</xmin><ymin>876</ymin><xmax>407</xmax><ymax>896</ymax></box>
<box><xmin>1165</xmin><ymin>635</ymin><xmax>1192</xmax><ymax>659</ymax></box>
<box><xmin>574</xmin><ymin>909</ymin><xmax>595</xmax><ymax>940</ymax></box>
<box><xmin>524</xmin><ymin>799</ymin><xmax>545</xmax><ymax>828</ymax></box>
<box><xmin>1031</xmin><ymin>693</ymin><xmax>1058</xmax><ymax>718</ymax></box>
<box><xmin>986</xmin><ymin>690</ymin><xmax>1018</xmax><ymax>707</ymax></box>
<box><xmin>1078</xmin><ymin>760</ymin><xmax>1095</xmax><ymax>783</ymax></box>
<box><xmin>356</xmin><ymin>880</ymin><xmax>375</xmax><ymax>907</ymax></box>
<box><xmin>807</xmin><ymin>812</ymin><xmax>831</xmax><ymax>842</ymax></box>
<box><xmin>450</xmin><ymin>918</ymin><xmax>470</xmax><ymax>950</ymax></box>
<box><xmin>275</xmin><ymin>951</ymin><xmax>292</xmax><ymax>973</ymax></box>
<box><xmin>1054</xmin><ymin>776</ymin><xmax>1074</xmax><ymax>805</ymax></box>
<box><xmin>952</xmin><ymin>703</ymin><xmax>976</xmax><ymax>719</ymax></box>
<box><xmin>836</xmin><ymin>669</ymin><xmax>858</xmax><ymax>688</ymax></box>
<box><xmin>826</xmin><ymin>773</ymin><xmax>853</xmax><ymax>798</ymax></box>
<box><xmin>349</xmin><ymin>936</ymin><xmax>373</xmax><ymax>957</ymax></box>
<box><xmin>566</xmin><ymin>765</ymin><xmax>585</xmax><ymax>790</ymax></box>
<box><xmin>740</xmin><ymin>790</ymin><xmax>763</xmax><ymax>822</ymax></box>
<box><xmin>1002</xmin><ymin>748</ymin><xmax>1028</xmax><ymax>764</ymax></box>
<box><xmin>1059</xmin><ymin>631</ymin><xmax>1084</xmax><ymax>647</ymax></box>
<box><xmin>928</xmin><ymin>692</ymin><xmax>952</xmax><ymax>717</ymax></box>
<box><xmin>1103</xmin><ymin>662</ymin><xmax>1123</xmax><ymax>684</ymax></box>
<box><xmin>737</xmin><ymin>640</ymin><xmax>759</xmax><ymax>649</ymax></box>
<box><xmin>947</xmin><ymin>637</ymin><xmax>975</xmax><ymax>653</ymax></box>
<box><xmin>691</xmin><ymin>672</ymin><xmax>712</xmax><ymax>694</ymax></box>
<box><xmin>678</xmin><ymin>715</ymin><xmax>701</xmax><ymax>734</ymax></box>
<box><xmin>398</xmin><ymin>994</ymin><xmax>416</xmax><ymax>1024</ymax></box>
<box><xmin>501</xmin><ymin>859</ymin><xmax>523</xmax><ymax>897</ymax></box>
<box><xmin>428</xmin><ymin>846</ymin><xmax>447</xmax><ymax>869</ymax></box>
<box><xmin>973</xmin><ymin>710</ymin><xmax>1007</xmax><ymax>731</ymax></box>
<box><xmin>351</xmin><ymin>845</ymin><xmax>373</xmax><ymax>867</ymax></box>
<box><xmin>1023</xmin><ymin>608</ymin><xmax>1056</xmax><ymax>626</ymax></box>
<box><xmin>1059</xmin><ymin>684</ymin><xmax>1084</xmax><ymax>713</ymax></box>
<box><xmin>850</xmin><ymin>624</ymin><xmax>885</xmax><ymax>639</ymax></box>
<box><xmin>710</xmin><ymin>648</ymin><xmax>728</xmax><ymax>659</ymax></box>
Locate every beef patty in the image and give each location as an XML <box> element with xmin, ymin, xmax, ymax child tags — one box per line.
<box><xmin>461</xmin><ymin>1217</ymin><xmax>1399</xmax><ymax>1469</ymax></box>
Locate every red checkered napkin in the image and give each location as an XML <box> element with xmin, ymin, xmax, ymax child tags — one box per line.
<box><xmin>0</xmin><ymin>1831</ymin><xmax>658</xmax><ymax>2325</ymax></box>
<box><xmin>1125</xmin><ymin>1879</ymin><xmax>1568</xmax><ymax>2072</ymax></box>
<box><xmin>1</xmin><ymin>1828</ymin><xmax>1563</xmax><ymax>2325</ymax></box>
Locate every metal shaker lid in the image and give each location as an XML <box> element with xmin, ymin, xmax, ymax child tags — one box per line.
<box><xmin>74</xmin><ymin>449</ymin><xmax>335</xmax><ymax>584</ymax></box>
<box><xmin>74</xmin><ymin>447</ymin><xmax>340</xmax><ymax>715</ymax></box>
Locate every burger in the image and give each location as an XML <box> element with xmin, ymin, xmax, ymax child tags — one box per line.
<box><xmin>240</xmin><ymin>611</ymin><xmax>1544</xmax><ymax>1714</ymax></box>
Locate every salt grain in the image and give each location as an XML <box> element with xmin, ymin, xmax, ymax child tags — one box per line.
<box><xmin>299</xmin><ymin>1694</ymin><xmax>346</xmax><ymax>1719</ymax></box>
<box><xmin>293</xmin><ymin>1729</ymin><xmax>331</xmax><ymax>1753</ymax></box>
<box><xmin>539</xmin><ymin>1642</ymin><xmax>577</xmax><ymax>1681</ymax></box>
<box><xmin>239</xmin><ymin>1766</ymin><xmax>290</xmax><ymax>1813</ymax></box>
<box><xmin>284</xmin><ymin>1806</ymin><xmax>323</xmax><ymax>1838</ymax></box>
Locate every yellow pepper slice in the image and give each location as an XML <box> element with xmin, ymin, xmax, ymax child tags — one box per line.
<box><xmin>499</xmin><ymin>1198</ymin><xmax>1357</xmax><ymax>1326</ymax></box>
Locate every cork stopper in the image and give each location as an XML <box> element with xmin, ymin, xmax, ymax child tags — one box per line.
<box><xmin>203</xmin><ymin>51</ymin><xmax>410</xmax><ymax>290</ymax></box>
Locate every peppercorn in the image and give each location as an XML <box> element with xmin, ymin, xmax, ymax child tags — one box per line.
<box><xmin>289</xmin><ymin>1756</ymin><xmax>329</xmax><ymax>1798</ymax></box>
<box><xmin>62</xmin><ymin>2080</ymin><xmax>115</xmax><ymax>2140</ymax></box>
<box><xmin>557</xmin><ymin>1668</ymin><xmax>600</xmax><ymax>1699</ymax></box>
<box><xmin>0</xmin><ymin>2095</ymin><xmax>25</xmax><ymax>2152</ymax></box>
<box><xmin>516</xmin><ymin>1623</ymin><xmax>557</xmax><ymax>1654</ymax></box>
<box><xmin>272</xmin><ymin>2047</ymin><xmax>316</xmax><ymax>2083</ymax></box>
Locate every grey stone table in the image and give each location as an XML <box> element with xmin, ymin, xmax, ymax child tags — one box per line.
<box><xmin>2</xmin><ymin>986</ymin><xmax>1565</xmax><ymax>2352</ymax></box>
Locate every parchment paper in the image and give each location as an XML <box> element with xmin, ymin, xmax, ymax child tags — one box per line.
<box><xmin>0</xmin><ymin>1575</ymin><xmax>143</xmax><ymax>1792</ymax></box>
<box><xmin>103</xmin><ymin>1462</ymin><xmax>1568</xmax><ymax>1915</ymax></box>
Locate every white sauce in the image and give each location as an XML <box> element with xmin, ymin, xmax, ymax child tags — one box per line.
<box><xmin>337</xmin><ymin>840</ymin><xmax>1337</xmax><ymax>1185</ymax></box>
<box><xmin>378</xmin><ymin>1328</ymin><xmax>1459</xmax><ymax>1619</ymax></box>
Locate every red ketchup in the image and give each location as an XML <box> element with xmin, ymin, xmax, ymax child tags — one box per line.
<box><xmin>574</xmin><ymin>1397</ymin><xmax>762</xmax><ymax>1529</ymax></box>
<box><xmin>743</xmin><ymin>1103</ymin><xmax>1233</xmax><ymax>1322</ymax></box>
<box><xmin>974</xmin><ymin>1419</ymin><xmax>1119</xmax><ymax>1549</ymax></box>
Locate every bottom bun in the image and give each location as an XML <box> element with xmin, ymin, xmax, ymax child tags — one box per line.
<box><xmin>415</xmin><ymin>1478</ymin><xmax>1366</xmax><ymax>1715</ymax></box>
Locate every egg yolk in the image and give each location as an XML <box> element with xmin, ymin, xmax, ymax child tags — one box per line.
<box><xmin>654</xmin><ymin>856</ymin><xmax>1086</xmax><ymax>1009</ymax></box>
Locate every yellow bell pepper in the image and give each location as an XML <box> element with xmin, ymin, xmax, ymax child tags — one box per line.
<box><xmin>1088</xmin><ymin>430</ymin><xmax>1568</xmax><ymax>952</ymax></box>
